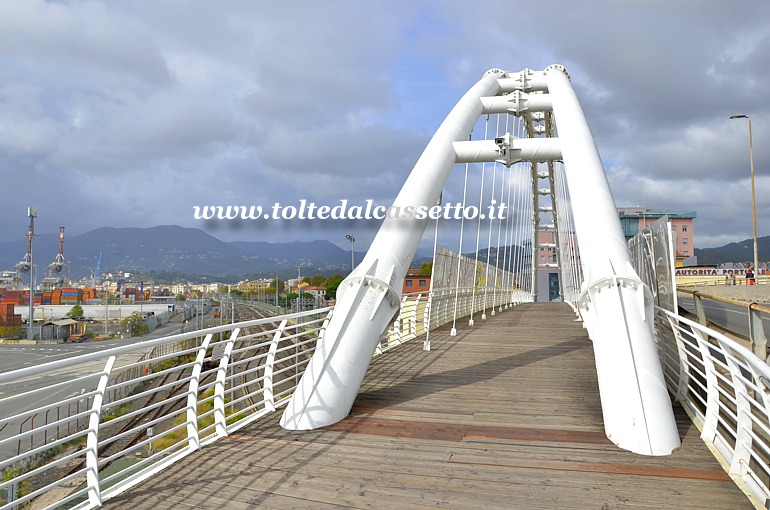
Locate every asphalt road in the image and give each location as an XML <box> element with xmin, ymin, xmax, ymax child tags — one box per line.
<box><xmin>0</xmin><ymin>314</ymin><xmax>193</xmax><ymax>376</ymax></box>
<box><xmin>677</xmin><ymin>296</ymin><xmax>770</xmax><ymax>339</ymax></box>
<box><xmin>0</xmin><ymin>311</ymin><xmax>208</xmax><ymax>462</ymax></box>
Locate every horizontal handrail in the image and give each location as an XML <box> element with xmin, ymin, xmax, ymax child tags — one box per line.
<box><xmin>676</xmin><ymin>287</ymin><xmax>770</xmax><ymax>362</ymax></box>
<box><xmin>677</xmin><ymin>287</ymin><xmax>770</xmax><ymax>313</ymax></box>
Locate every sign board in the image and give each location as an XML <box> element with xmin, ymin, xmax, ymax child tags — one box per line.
<box><xmin>211</xmin><ymin>341</ymin><xmax>228</xmax><ymax>361</ymax></box>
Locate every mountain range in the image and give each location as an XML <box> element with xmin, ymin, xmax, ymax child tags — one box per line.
<box><xmin>1</xmin><ymin>224</ymin><xmax>764</xmax><ymax>283</ymax></box>
<box><xmin>0</xmin><ymin>225</ymin><xmax>365</xmax><ymax>281</ymax></box>
<box><xmin>694</xmin><ymin>236</ymin><xmax>770</xmax><ymax>266</ymax></box>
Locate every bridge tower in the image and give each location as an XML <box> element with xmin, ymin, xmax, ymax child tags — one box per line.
<box><xmin>281</xmin><ymin>65</ymin><xmax>680</xmax><ymax>457</ymax></box>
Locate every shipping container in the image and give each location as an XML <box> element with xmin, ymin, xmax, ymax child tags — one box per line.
<box><xmin>0</xmin><ymin>315</ymin><xmax>21</xmax><ymax>326</ymax></box>
<box><xmin>0</xmin><ymin>325</ymin><xmax>22</xmax><ymax>337</ymax></box>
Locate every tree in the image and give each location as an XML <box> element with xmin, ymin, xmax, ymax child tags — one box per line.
<box><xmin>176</xmin><ymin>294</ymin><xmax>186</xmax><ymax>301</ymax></box>
<box><xmin>121</xmin><ymin>311</ymin><xmax>149</xmax><ymax>336</ymax></box>
<box><xmin>310</xmin><ymin>274</ymin><xmax>327</xmax><ymax>287</ymax></box>
<box><xmin>65</xmin><ymin>304</ymin><xmax>84</xmax><ymax>319</ymax></box>
<box><xmin>270</xmin><ymin>278</ymin><xmax>285</xmax><ymax>293</ymax></box>
<box><xmin>325</xmin><ymin>274</ymin><xmax>345</xmax><ymax>300</ymax></box>
<box><xmin>418</xmin><ymin>261</ymin><xmax>433</xmax><ymax>276</ymax></box>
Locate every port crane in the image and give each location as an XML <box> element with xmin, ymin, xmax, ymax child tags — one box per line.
<box><xmin>91</xmin><ymin>252</ymin><xmax>102</xmax><ymax>288</ymax></box>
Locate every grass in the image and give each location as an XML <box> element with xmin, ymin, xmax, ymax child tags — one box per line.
<box><xmin>150</xmin><ymin>388</ymin><xmax>242</xmax><ymax>451</ymax></box>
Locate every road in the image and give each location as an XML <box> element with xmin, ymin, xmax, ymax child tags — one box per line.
<box><xmin>0</xmin><ymin>311</ymin><xmax>209</xmax><ymax>463</ymax></box>
<box><xmin>678</xmin><ymin>296</ymin><xmax>770</xmax><ymax>340</ymax></box>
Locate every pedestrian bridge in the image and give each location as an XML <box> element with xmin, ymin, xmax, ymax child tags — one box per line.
<box><xmin>100</xmin><ymin>303</ymin><xmax>746</xmax><ymax>510</ymax></box>
<box><xmin>2</xmin><ymin>65</ymin><xmax>770</xmax><ymax>509</ymax></box>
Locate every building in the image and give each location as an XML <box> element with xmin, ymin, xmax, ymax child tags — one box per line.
<box><xmin>523</xmin><ymin>231</ymin><xmax>578</xmax><ymax>302</ymax></box>
<box><xmin>617</xmin><ymin>208</ymin><xmax>697</xmax><ymax>266</ymax></box>
<box><xmin>303</xmin><ymin>286</ymin><xmax>328</xmax><ymax>308</ymax></box>
<box><xmin>402</xmin><ymin>269</ymin><xmax>431</xmax><ymax>294</ymax></box>
<box><xmin>236</xmin><ymin>279</ymin><xmax>271</xmax><ymax>294</ymax></box>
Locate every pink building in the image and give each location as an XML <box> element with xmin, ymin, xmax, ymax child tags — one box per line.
<box><xmin>617</xmin><ymin>208</ymin><xmax>696</xmax><ymax>263</ymax></box>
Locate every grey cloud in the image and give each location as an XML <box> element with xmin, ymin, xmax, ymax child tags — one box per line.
<box><xmin>1</xmin><ymin>0</ymin><xmax>768</xmax><ymax>254</ymax></box>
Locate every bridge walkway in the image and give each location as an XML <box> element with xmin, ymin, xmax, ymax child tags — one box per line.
<box><xmin>104</xmin><ymin>302</ymin><xmax>750</xmax><ymax>509</ymax></box>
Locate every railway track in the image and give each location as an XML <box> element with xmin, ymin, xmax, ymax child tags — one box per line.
<box><xmin>59</xmin><ymin>304</ymin><xmax>317</xmax><ymax>480</ymax></box>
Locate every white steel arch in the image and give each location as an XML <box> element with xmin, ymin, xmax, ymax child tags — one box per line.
<box><xmin>280</xmin><ymin>65</ymin><xmax>680</xmax><ymax>457</ymax></box>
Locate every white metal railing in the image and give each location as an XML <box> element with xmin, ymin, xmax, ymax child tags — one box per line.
<box><xmin>0</xmin><ymin>286</ymin><xmax>531</xmax><ymax>509</ymax></box>
<box><xmin>676</xmin><ymin>287</ymin><xmax>770</xmax><ymax>362</ymax></box>
<box><xmin>0</xmin><ymin>307</ymin><xmax>331</xmax><ymax>509</ymax></box>
<box><xmin>654</xmin><ymin>305</ymin><xmax>770</xmax><ymax>508</ymax></box>
<box><xmin>377</xmin><ymin>287</ymin><xmax>532</xmax><ymax>353</ymax></box>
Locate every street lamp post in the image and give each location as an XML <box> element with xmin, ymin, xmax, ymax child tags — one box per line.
<box><xmin>345</xmin><ymin>234</ymin><xmax>356</xmax><ymax>272</ymax></box>
<box><xmin>730</xmin><ymin>114</ymin><xmax>759</xmax><ymax>278</ymax></box>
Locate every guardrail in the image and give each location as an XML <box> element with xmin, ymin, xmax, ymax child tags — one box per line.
<box><xmin>0</xmin><ymin>287</ymin><xmax>531</xmax><ymax>509</ymax></box>
<box><xmin>677</xmin><ymin>287</ymin><xmax>770</xmax><ymax>362</ymax></box>
<box><xmin>654</xmin><ymin>305</ymin><xmax>770</xmax><ymax>509</ymax></box>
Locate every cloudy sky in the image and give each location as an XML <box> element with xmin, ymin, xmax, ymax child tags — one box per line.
<box><xmin>0</xmin><ymin>0</ymin><xmax>767</xmax><ymax>255</ymax></box>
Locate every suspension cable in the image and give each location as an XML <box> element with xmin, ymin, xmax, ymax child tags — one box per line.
<box><xmin>469</xmin><ymin>115</ymin><xmax>490</xmax><ymax>326</ymax></box>
<box><xmin>482</xmin><ymin>114</ymin><xmax>502</xmax><ymax>319</ymax></box>
<box><xmin>450</xmin><ymin>155</ymin><xmax>472</xmax><ymax>336</ymax></box>
<box><xmin>424</xmin><ymin>193</ymin><xmax>441</xmax><ymax>351</ymax></box>
<box><xmin>493</xmin><ymin>116</ymin><xmax>510</xmax><ymax>312</ymax></box>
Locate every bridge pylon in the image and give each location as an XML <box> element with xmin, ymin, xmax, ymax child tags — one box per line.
<box><xmin>280</xmin><ymin>66</ymin><xmax>681</xmax><ymax>457</ymax></box>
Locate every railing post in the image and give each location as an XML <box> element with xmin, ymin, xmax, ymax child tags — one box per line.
<box><xmin>187</xmin><ymin>333</ymin><xmax>213</xmax><ymax>451</ymax></box>
<box><xmin>423</xmin><ymin>291</ymin><xmax>432</xmax><ymax>351</ymax></box>
<box><xmin>264</xmin><ymin>319</ymin><xmax>288</xmax><ymax>412</ymax></box>
<box><xmin>693</xmin><ymin>292</ymin><xmax>708</xmax><ymax>327</ymax></box>
<box><xmin>214</xmin><ymin>328</ymin><xmax>241</xmax><ymax>438</ymax></box>
<box><xmin>693</xmin><ymin>329</ymin><xmax>720</xmax><ymax>443</ymax></box>
<box><xmin>718</xmin><ymin>340</ymin><xmax>754</xmax><ymax>484</ymax></box>
<box><xmin>748</xmin><ymin>303</ymin><xmax>768</xmax><ymax>362</ymax></box>
<box><xmin>85</xmin><ymin>355</ymin><xmax>116</xmax><ymax>508</ymax></box>
<box><xmin>665</xmin><ymin>315</ymin><xmax>692</xmax><ymax>403</ymax></box>
<box><xmin>411</xmin><ymin>295</ymin><xmax>420</xmax><ymax>341</ymax></box>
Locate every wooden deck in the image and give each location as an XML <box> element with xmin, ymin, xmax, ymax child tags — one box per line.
<box><xmin>105</xmin><ymin>302</ymin><xmax>751</xmax><ymax>509</ymax></box>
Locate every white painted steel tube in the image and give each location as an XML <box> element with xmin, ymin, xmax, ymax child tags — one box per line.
<box><xmin>280</xmin><ymin>70</ymin><xmax>506</xmax><ymax>430</ymax></box>
<box><xmin>544</xmin><ymin>65</ymin><xmax>680</xmax><ymax>456</ymax></box>
<box><xmin>453</xmin><ymin>138</ymin><xmax>562</xmax><ymax>164</ymax></box>
<box><xmin>480</xmin><ymin>92</ymin><xmax>553</xmax><ymax>115</ymax></box>
<box><xmin>497</xmin><ymin>70</ymin><xmax>549</xmax><ymax>93</ymax></box>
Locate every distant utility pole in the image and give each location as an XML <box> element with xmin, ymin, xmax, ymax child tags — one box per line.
<box><xmin>26</xmin><ymin>207</ymin><xmax>36</xmax><ymax>340</ymax></box>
